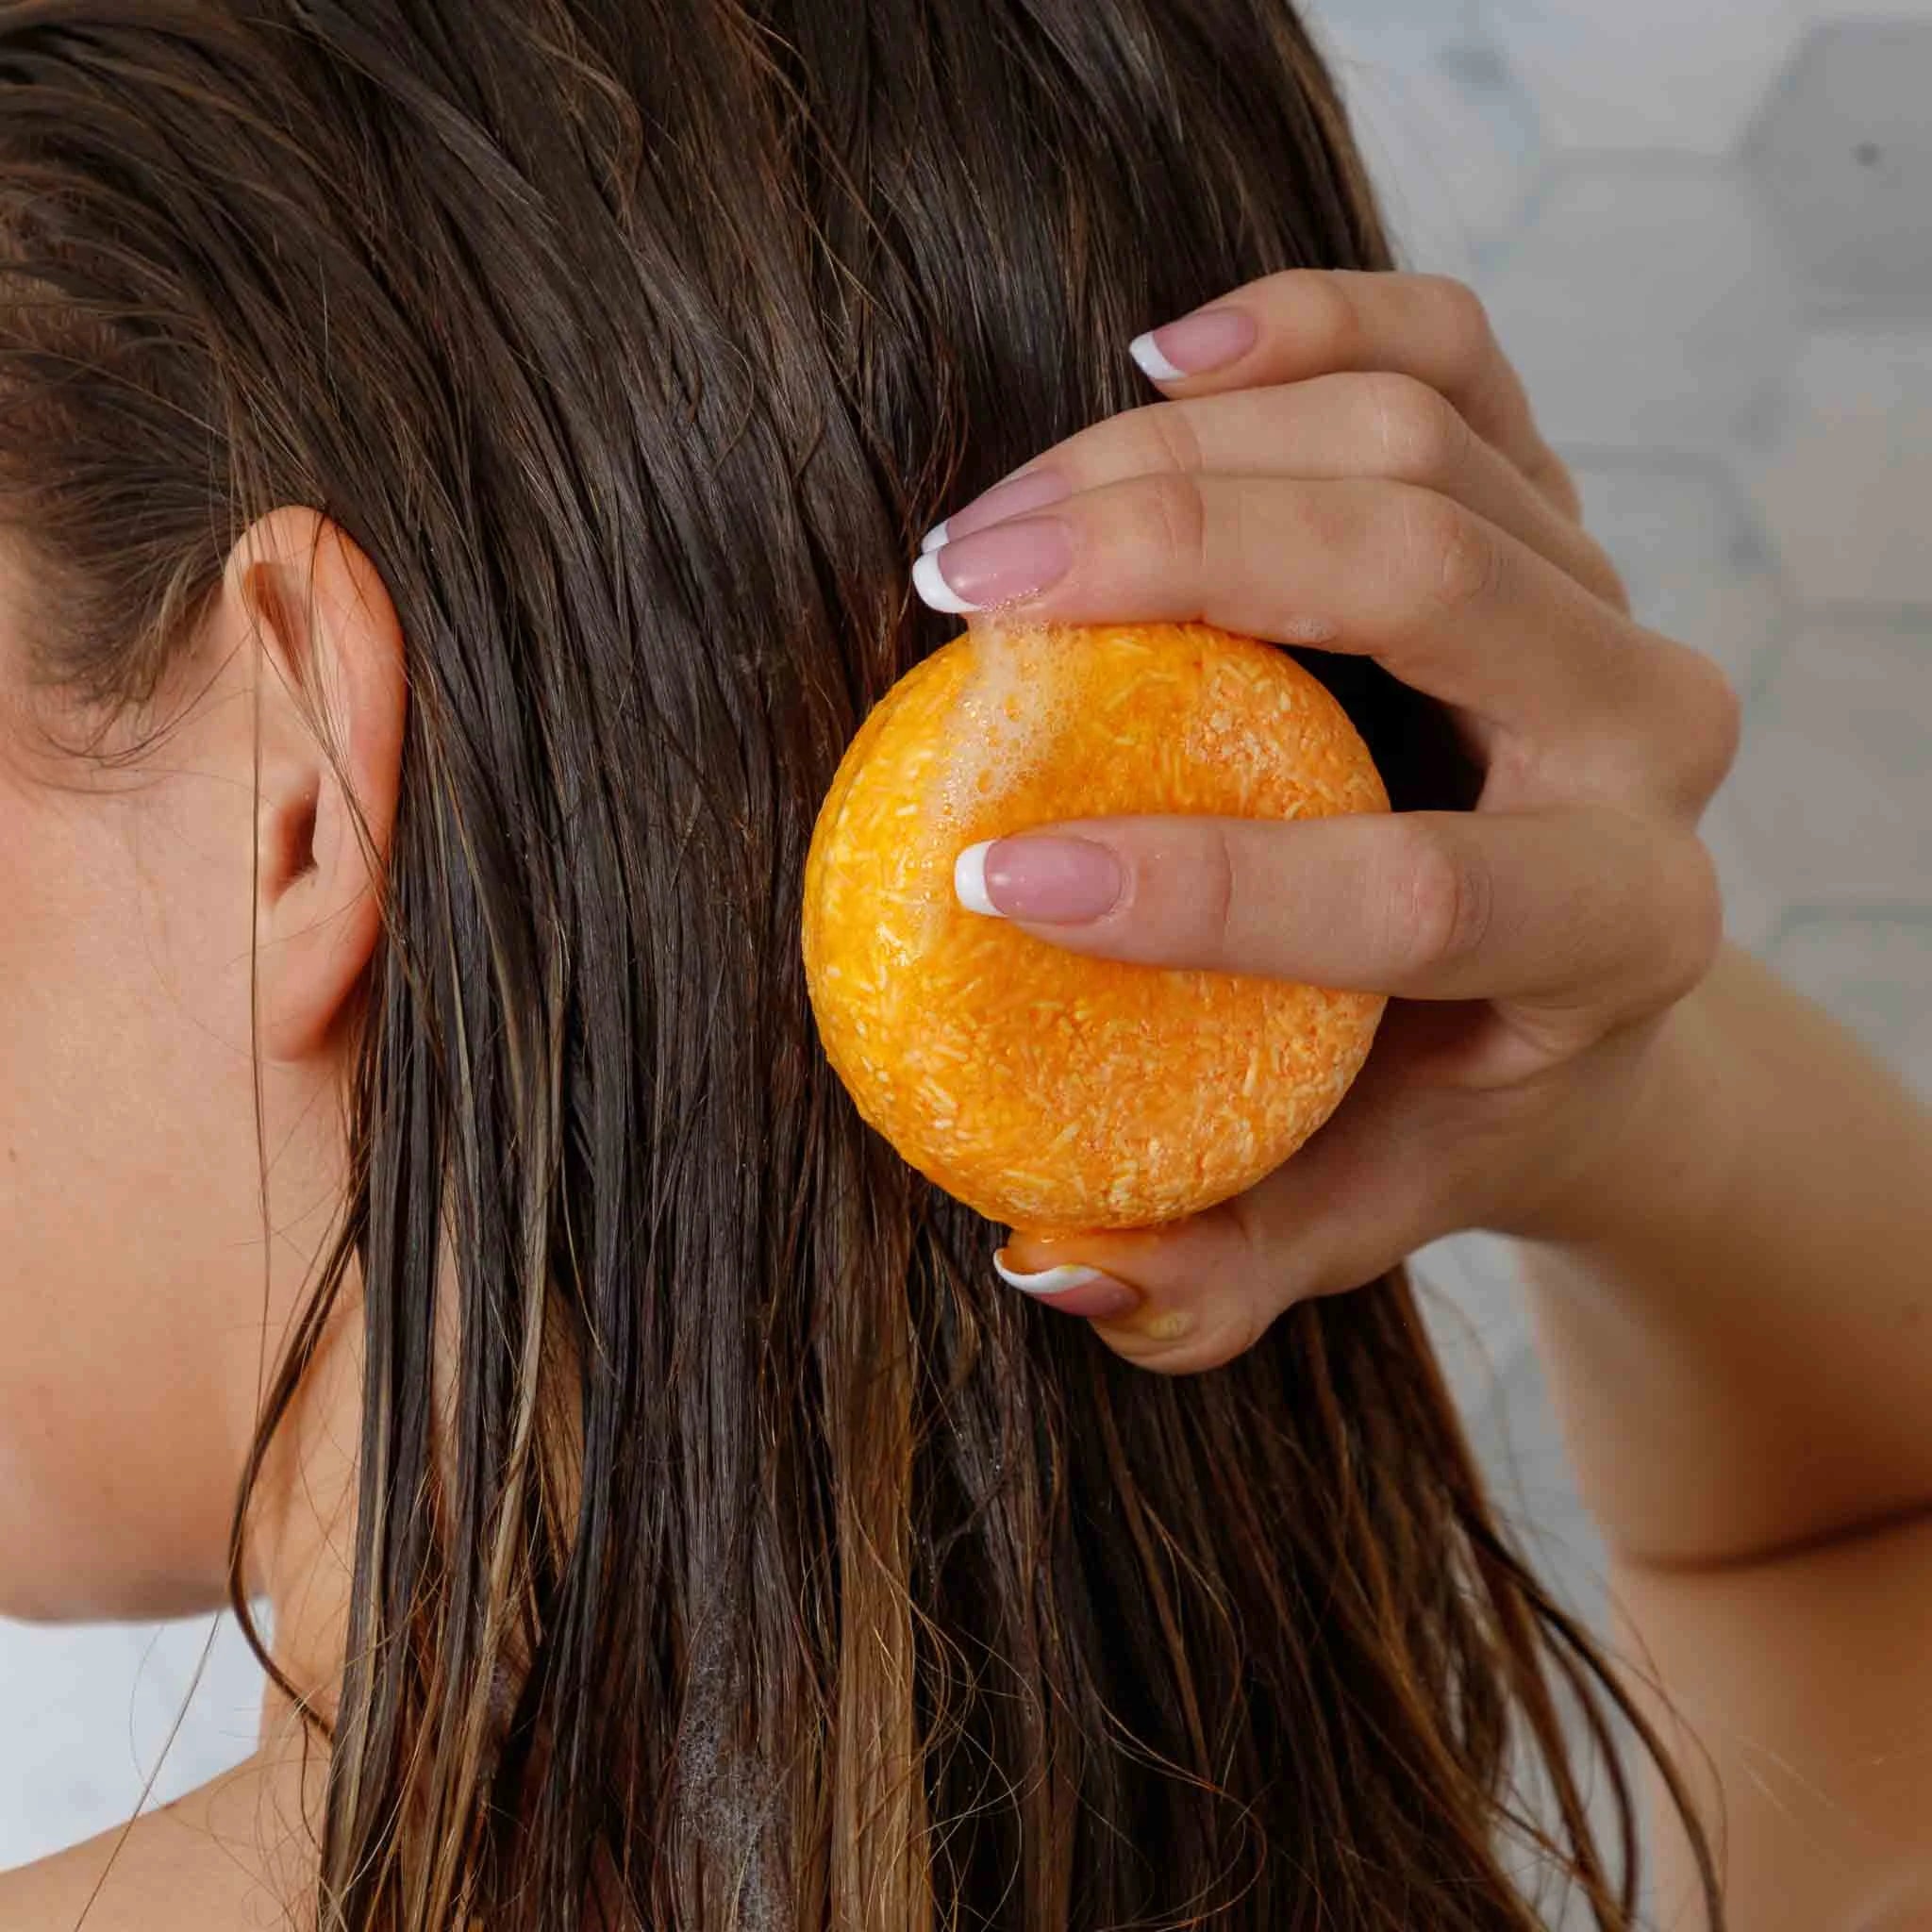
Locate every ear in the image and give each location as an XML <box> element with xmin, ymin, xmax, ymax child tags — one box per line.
<box><xmin>222</xmin><ymin>507</ymin><xmax>408</xmax><ymax>1066</ymax></box>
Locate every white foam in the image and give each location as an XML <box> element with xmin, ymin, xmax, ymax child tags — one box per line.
<box><xmin>920</xmin><ymin>609</ymin><xmax>1075</xmax><ymax>836</ymax></box>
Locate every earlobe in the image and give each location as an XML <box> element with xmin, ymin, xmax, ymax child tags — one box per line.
<box><xmin>226</xmin><ymin>508</ymin><xmax>408</xmax><ymax>1066</ymax></box>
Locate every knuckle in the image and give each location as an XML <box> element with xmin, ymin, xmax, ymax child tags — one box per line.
<box><xmin>1533</xmin><ymin>448</ymin><xmax>1587</xmax><ymax>524</ymax></box>
<box><xmin>1131</xmin><ymin>818</ymin><xmax>1241</xmax><ymax>963</ymax></box>
<box><xmin>1659</xmin><ymin>833</ymin><xmax>1725</xmax><ymax>1003</ymax></box>
<box><xmin>1389</xmin><ymin>484</ymin><xmax>1500</xmax><ymax>617</ymax></box>
<box><xmin>1136</xmin><ymin>468</ymin><xmax>1210</xmax><ymax>577</ymax></box>
<box><xmin>1577</xmin><ymin>528</ymin><xmax>1633</xmax><ymax>614</ymax></box>
<box><xmin>1421</xmin><ymin>275</ymin><xmax>1496</xmax><ymax>371</ymax></box>
<box><xmin>1291</xmin><ymin>271</ymin><xmax>1367</xmax><ymax>366</ymax></box>
<box><xmin>1682</xmin><ymin>648</ymin><xmax>1744</xmax><ymax>798</ymax></box>
<box><xmin>1198</xmin><ymin>821</ymin><xmax>1241</xmax><ymax>963</ymax></box>
<box><xmin>1637</xmin><ymin>637</ymin><xmax>1743</xmax><ymax>810</ymax></box>
<box><xmin>1141</xmin><ymin>398</ymin><xmax>1207</xmax><ymax>477</ymax></box>
<box><xmin>1389</xmin><ymin>815</ymin><xmax>1493</xmax><ymax>974</ymax></box>
<box><xmin>1361</xmin><ymin>372</ymin><xmax>1473</xmax><ymax>487</ymax></box>
<box><xmin>1432</xmin><ymin>505</ymin><xmax>1502</xmax><ymax>615</ymax></box>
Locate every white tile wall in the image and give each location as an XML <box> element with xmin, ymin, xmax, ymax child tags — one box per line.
<box><xmin>1360</xmin><ymin>4</ymin><xmax>1932</xmax><ymax>1914</ymax></box>
<box><xmin>1484</xmin><ymin>0</ymin><xmax>1808</xmax><ymax>155</ymax></box>
<box><xmin>1750</xmin><ymin>330</ymin><xmax>1932</xmax><ymax>604</ymax></box>
<box><xmin>1481</xmin><ymin>166</ymin><xmax>1804</xmax><ymax>453</ymax></box>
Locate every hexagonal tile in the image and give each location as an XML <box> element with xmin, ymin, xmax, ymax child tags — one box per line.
<box><xmin>1572</xmin><ymin>458</ymin><xmax>1790</xmax><ymax>697</ymax></box>
<box><xmin>1745</xmin><ymin>328</ymin><xmax>1932</xmax><ymax>604</ymax></box>
<box><xmin>1718</xmin><ymin>610</ymin><xmax>1932</xmax><ymax>908</ymax></box>
<box><xmin>1479</xmin><ymin>0</ymin><xmax>1807</xmax><ymax>157</ymax></box>
<box><xmin>1475</xmin><ymin>164</ymin><xmax>1805</xmax><ymax>455</ymax></box>
<box><xmin>1742</xmin><ymin>23</ymin><xmax>1932</xmax><ymax>319</ymax></box>
<box><xmin>1316</xmin><ymin>19</ymin><xmax>1542</xmax><ymax>277</ymax></box>
<box><xmin>1762</xmin><ymin>909</ymin><xmax>1932</xmax><ymax>1100</ymax></box>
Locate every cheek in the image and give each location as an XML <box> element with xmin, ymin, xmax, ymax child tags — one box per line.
<box><xmin>0</xmin><ymin>778</ymin><xmax>260</xmax><ymax>1620</ymax></box>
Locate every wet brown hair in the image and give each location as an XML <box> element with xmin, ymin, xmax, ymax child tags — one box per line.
<box><xmin>0</xmin><ymin>2</ymin><xmax>1718</xmax><ymax>1926</ymax></box>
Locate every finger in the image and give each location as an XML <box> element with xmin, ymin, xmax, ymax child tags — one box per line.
<box><xmin>916</xmin><ymin>470</ymin><xmax>1712</xmax><ymax>760</ymax></box>
<box><xmin>998</xmin><ymin>1041</ymin><xmax>1457</xmax><ymax>1375</ymax></box>
<box><xmin>926</xmin><ymin>373</ymin><xmax>1626</xmax><ymax>612</ymax></box>
<box><xmin>1129</xmin><ymin>270</ymin><xmax>1580</xmax><ymax>520</ymax></box>
<box><xmin>964</xmin><ymin>808</ymin><xmax>1726</xmax><ymax>1023</ymax></box>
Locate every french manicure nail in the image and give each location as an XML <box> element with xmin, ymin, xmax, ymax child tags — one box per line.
<box><xmin>1129</xmin><ymin>306</ymin><xmax>1258</xmax><ymax>381</ymax></box>
<box><xmin>920</xmin><ymin>469</ymin><xmax>1071</xmax><ymax>553</ymax></box>
<box><xmin>955</xmin><ymin>835</ymin><xmax>1124</xmax><ymax>923</ymax></box>
<box><xmin>911</xmin><ymin>516</ymin><xmax>1074</xmax><ymax>614</ymax></box>
<box><xmin>994</xmin><ymin>1251</ymin><xmax>1143</xmax><ymax>1322</ymax></box>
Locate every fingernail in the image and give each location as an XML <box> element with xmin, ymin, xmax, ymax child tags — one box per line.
<box><xmin>911</xmin><ymin>517</ymin><xmax>1074</xmax><ymax>614</ymax></box>
<box><xmin>920</xmin><ymin>469</ymin><xmax>1071</xmax><ymax>554</ymax></box>
<box><xmin>994</xmin><ymin>1251</ymin><xmax>1143</xmax><ymax>1322</ymax></box>
<box><xmin>955</xmin><ymin>835</ymin><xmax>1124</xmax><ymax>923</ymax></box>
<box><xmin>1129</xmin><ymin>307</ymin><xmax>1257</xmax><ymax>381</ymax></box>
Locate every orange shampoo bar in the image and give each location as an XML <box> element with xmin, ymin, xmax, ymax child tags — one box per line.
<box><xmin>801</xmin><ymin>618</ymin><xmax>1390</xmax><ymax>1237</ymax></box>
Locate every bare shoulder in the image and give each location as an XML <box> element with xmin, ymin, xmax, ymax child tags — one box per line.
<box><xmin>1613</xmin><ymin>1507</ymin><xmax>1932</xmax><ymax>1932</ymax></box>
<box><xmin>0</xmin><ymin>1746</ymin><xmax>319</xmax><ymax>1932</ymax></box>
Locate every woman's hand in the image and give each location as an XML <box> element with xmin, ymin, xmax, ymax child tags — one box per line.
<box><xmin>913</xmin><ymin>270</ymin><xmax>1742</xmax><ymax>1374</ymax></box>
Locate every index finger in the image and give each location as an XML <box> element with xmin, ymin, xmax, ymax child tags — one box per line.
<box><xmin>1131</xmin><ymin>271</ymin><xmax>1580</xmax><ymax>520</ymax></box>
<box><xmin>958</xmin><ymin>808</ymin><xmax>1724</xmax><ymax>1023</ymax></box>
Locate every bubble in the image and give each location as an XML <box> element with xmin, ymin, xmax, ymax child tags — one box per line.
<box><xmin>919</xmin><ymin>608</ymin><xmax>1074</xmax><ymax>836</ymax></box>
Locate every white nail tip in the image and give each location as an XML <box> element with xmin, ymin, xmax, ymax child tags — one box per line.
<box><xmin>1128</xmin><ymin>331</ymin><xmax>1186</xmax><ymax>382</ymax></box>
<box><xmin>919</xmin><ymin>519</ymin><xmax>950</xmax><ymax>555</ymax></box>
<box><xmin>993</xmin><ymin>1257</ymin><xmax>1105</xmax><ymax>1297</ymax></box>
<box><xmin>954</xmin><ymin>841</ymin><xmax>1003</xmax><ymax>917</ymax></box>
<box><xmin>912</xmin><ymin>546</ymin><xmax>979</xmax><ymax>614</ymax></box>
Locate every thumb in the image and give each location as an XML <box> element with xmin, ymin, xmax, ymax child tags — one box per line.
<box><xmin>999</xmin><ymin>1043</ymin><xmax>1457</xmax><ymax>1375</ymax></box>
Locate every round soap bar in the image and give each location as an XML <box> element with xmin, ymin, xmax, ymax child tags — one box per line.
<box><xmin>800</xmin><ymin>618</ymin><xmax>1391</xmax><ymax>1238</ymax></box>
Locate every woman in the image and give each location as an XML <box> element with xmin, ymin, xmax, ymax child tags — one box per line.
<box><xmin>1</xmin><ymin>3</ymin><xmax>1927</xmax><ymax>1929</ymax></box>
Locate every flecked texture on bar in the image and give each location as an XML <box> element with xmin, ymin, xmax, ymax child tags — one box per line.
<box><xmin>801</xmin><ymin>620</ymin><xmax>1390</xmax><ymax>1237</ymax></box>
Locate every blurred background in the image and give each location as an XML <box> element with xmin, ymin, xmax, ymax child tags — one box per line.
<box><xmin>6</xmin><ymin>0</ymin><xmax>1931</xmax><ymax>1880</ymax></box>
